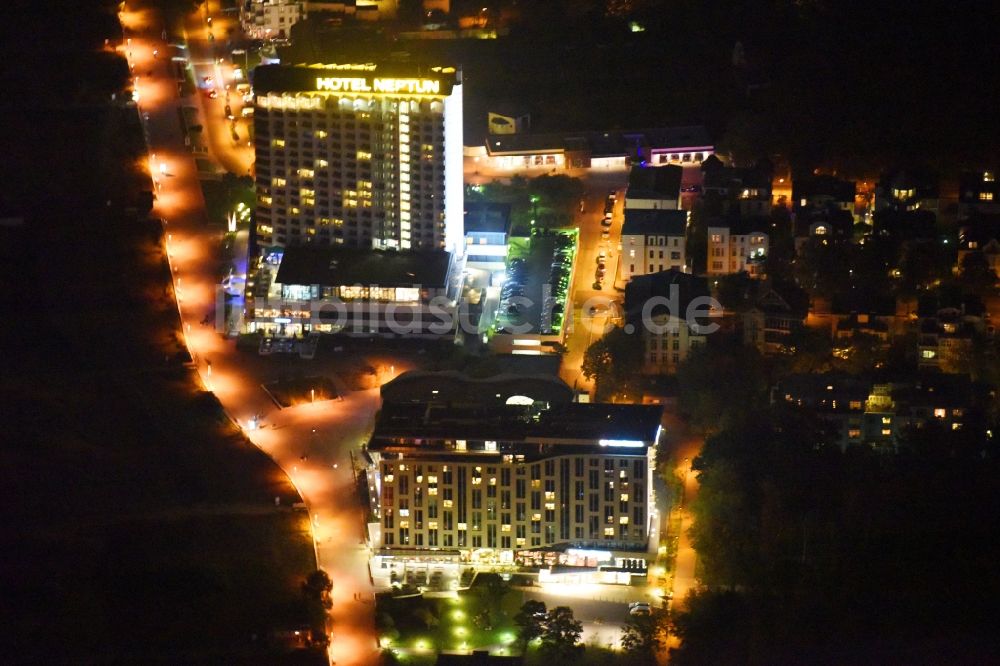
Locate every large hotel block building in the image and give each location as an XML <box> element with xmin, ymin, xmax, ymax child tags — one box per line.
<box><xmin>366</xmin><ymin>395</ymin><xmax>664</xmax><ymax>563</ymax></box>
<box><xmin>251</xmin><ymin>63</ymin><xmax>464</xmax><ymax>253</ymax></box>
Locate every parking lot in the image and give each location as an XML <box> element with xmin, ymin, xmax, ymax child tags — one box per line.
<box><xmin>496</xmin><ymin>231</ymin><xmax>576</xmax><ymax>335</ymax></box>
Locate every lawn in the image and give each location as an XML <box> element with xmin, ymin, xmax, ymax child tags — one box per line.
<box><xmin>376</xmin><ymin>576</ymin><xmax>524</xmax><ymax>656</ymax></box>
<box><xmin>200</xmin><ymin>173</ymin><xmax>254</xmax><ymax>229</ymax></box>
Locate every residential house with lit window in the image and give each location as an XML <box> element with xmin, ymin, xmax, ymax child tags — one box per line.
<box><xmin>366</xmin><ymin>400</ymin><xmax>663</xmax><ymax>564</ymax></box>
<box><xmin>743</xmin><ymin>287</ymin><xmax>808</xmax><ymax>354</ymax></box>
<box><xmin>875</xmin><ymin>168</ymin><xmax>940</xmax><ymax>214</ymax></box>
<box><xmin>621</xmin><ymin>209</ymin><xmax>688</xmax><ymax>281</ymax></box>
<box><xmin>700</xmin><ymin>156</ymin><xmax>773</xmax><ymax>217</ymax></box>
<box><xmin>808</xmin><ymin>293</ymin><xmax>908</xmax><ymax>343</ymax></box>
<box><xmin>793</xmin><ymin>174</ymin><xmax>858</xmax><ymax>219</ymax></box>
<box><xmin>916</xmin><ymin>295</ymin><xmax>989</xmax><ymax>372</ymax></box>
<box><xmin>791</xmin><ymin>175</ymin><xmax>858</xmax><ymax>250</ymax></box>
<box><xmin>706</xmin><ymin>217</ymin><xmax>769</xmax><ymax>277</ymax></box>
<box><xmin>956</xmin><ymin>219</ymin><xmax>1000</xmax><ymax>277</ymax></box>
<box><xmin>863</xmin><ymin>376</ymin><xmax>985</xmax><ymax>449</ymax></box>
<box><xmin>624</xmin><ymin>269</ymin><xmax>716</xmax><ymax>374</ymax></box>
<box><xmin>958</xmin><ymin>170</ymin><xmax>1000</xmax><ymax>218</ymax></box>
<box><xmin>777</xmin><ymin>373</ymin><xmax>986</xmax><ymax>449</ymax></box>
<box><xmin>240</xmin><ymin>0</ymin><xmax>303</xmax><ymax>41</ymax></box>
<box><xmin>775</xmin><ymin>373</ymin><xmax>871</xmax><ymax>448</ymax></box>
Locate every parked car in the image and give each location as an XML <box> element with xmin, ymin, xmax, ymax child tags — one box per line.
<box><xmin>629</xmin><ymin>602</ymin><xmax>652</xmax><ymax>616</ymax></box>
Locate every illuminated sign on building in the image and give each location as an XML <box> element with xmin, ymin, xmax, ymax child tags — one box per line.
<box><xmin>598</xmin><ymin>439</ymin><xmax>645</xmax><ymax>448</ymax></box>
<box><xmin>315</xmin><ymin>77</ymin><xmax>442</xmax><ymax>95</ymax></box>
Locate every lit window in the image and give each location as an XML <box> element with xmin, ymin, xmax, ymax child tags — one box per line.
<box><xmin>619</xmin><ymin>516</ymin><xmax>629</xmax><ymax>524</ymax></box>
<box><xmin>881</xmin><ymin>429</ymin><xmax>891</xmax><ymax>436</ymax></box>
<box><xmin>934</xmin><ymin>408</ymin><xmax>946</xmax><ymax>418</ymax></box>
<box><xmin>980</xmin><ymin>192</ymin><xmax>994</xmax><ymax>201</ymax></box>
<box><xmin>604</xmin><ymin>527</ymin><xmax>615</xmax><ymax>536</ymax></box>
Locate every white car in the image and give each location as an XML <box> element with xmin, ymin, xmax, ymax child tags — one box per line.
<box><xmin>628</xmin><ymin>602</ymin><xmax>651</xmax><ymax>616</ymax></box>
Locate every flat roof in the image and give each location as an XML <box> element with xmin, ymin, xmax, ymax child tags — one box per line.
<box><xmin>464</xmin><ymin>201</ymin><xmax>511</xmax><ymax>234</ymax></box>
<box><xmin>380</xmin><ymin>370</ymin><xmax>574</xmax><ymax>405</ymax></box>
<box><xmin>627</xmin><ymin>165</ymin><xmax>683</xmax><ymax>198</ymax></box>
<box><xmin>622</xmin><ymin>209</ymin><xmax>687</xmax><ymax>237</ymax></box>
<box><xmin>484</xmin><ymin>126</ymin><xmax>712</xmax><ymax>157</ymax></box>
<box><xmin>707</xmin><ymin>216</ymin><xmax>771</xmax><ymax>235</ymax></box>
<box><xmin>275</xmin><ymin>245</ymin><xmax>451</xmax><ymax>288</ymax></box>
<box><xmin>370</xmin><ymin>402</ymin><xmax>663</xmax><ymax>446</ymax></box>
<box><xmin>253</xmin><ymin>63</ymin><xmax>459</xmax><ymax>96</ymax></box>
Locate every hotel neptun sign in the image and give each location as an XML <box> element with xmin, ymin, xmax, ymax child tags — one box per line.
<box><xmin>252</xmin><ymin>64</ymin><xmax>458</xmax><ymax>97</ymax></box>
<box><xmin>315</xmin><ymin>77</ymin><xmax>443</xmax><ymax>95</ymax></box>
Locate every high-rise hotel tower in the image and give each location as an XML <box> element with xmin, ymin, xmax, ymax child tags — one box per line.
<box><xmin>251</xmin><ymin>63</ymin><xmax>464</xmax><ymax>253</ymax></box>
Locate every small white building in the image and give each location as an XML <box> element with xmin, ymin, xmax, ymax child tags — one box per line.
<box><xmin>241</xmin><ymin>0</ymin><xmax>303</xmax><ymax>41</ymax></box>
<box><xmin>621</xmin><ymin>209</ymin><xmax>688</xmax><ymax>281</ymax></box>
<box><xmin>464</xmin><ymin>202</ymin><xmax>510</xmax><ymax>273</ymax></box>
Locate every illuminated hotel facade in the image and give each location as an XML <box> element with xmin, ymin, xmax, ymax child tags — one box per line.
<box><xmin>251</xmin><ymin>63</ymin><xmax>464</xmax><ymax>253</ymax></box>
<box><xmin>366</xmin><ymin>402</ymin><xmax>663</xmax><ymax>563</ymax></box>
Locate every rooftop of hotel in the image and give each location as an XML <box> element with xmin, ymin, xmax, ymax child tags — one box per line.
<box><xmin>380</xmin><ymin>370</ymin><xmax>575</xmax><ymax>405</ymax></box>
<box><xmin>369</xmin><ymin>402</ymin><xmax>663</xmax><ymax>449</ymax></box>
<box><xmin>253</xmin><ymin>62</ymin><xmax>461</xmax><ymax>95</ymax></box>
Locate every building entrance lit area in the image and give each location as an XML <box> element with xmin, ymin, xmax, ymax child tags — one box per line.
<box><xmin>362</xmin><ymin>371</ymin><xmax>664</xmax><ymax>590</ymax></box>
